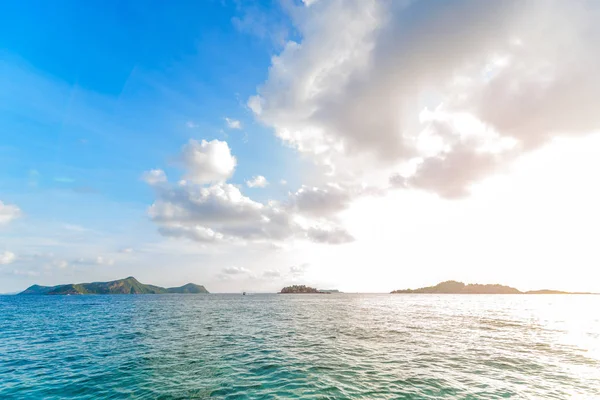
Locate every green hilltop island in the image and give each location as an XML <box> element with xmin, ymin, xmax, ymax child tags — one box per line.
<box><xmin>19</xmin><ymin>276</ymin><xmax>209</xmax><ymax>295</ymax></box>
<box><xmin>279</xmin><ymin>285</ymin><xmax>335</xmax><ymax>294</ymax></box>
<box><xmin>391</xmin><ymin>280</ymin><xmax>594</xmax><ymax>294</ymax></box>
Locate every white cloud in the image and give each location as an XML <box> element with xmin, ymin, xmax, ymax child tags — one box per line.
<box><xmin>142</xmin><ymin>169</ymin><xmax>167</xmax><ymax>185</ymax></box>
<box><xmin>95</xmin><ymin>256</ymin><xmax>115</xmax><ymax>266</ymax></box>
<box><xmin>146</xmin><ymin>141</ymin><xmax>354</xmax><ymax>245</ymax></box>
<box><xmin>158</xmin><ymin>225</ymin><xmax>224</xmax><ymax>243</ymax></box>
<box><xmin>149</xmin><ymin>182</ymin><xmax>296</xmax><ymax>242</ymax></box>
<box><xmin>0</xmin><ymin>201</ymin><xmax>21</xmax><ymax>225</ymax></box>
<box><xmin>223</xmin><ymin>266</ymin><xmax>251</xmax><ymax>275</ymax></box>
<box><xmin>246</xmin><ymin>175</ymin><xmax>269</xmax><ymax>188</ymax></box>
<box><xmin>149</xmin><ymin>180</ymin><xmax>354</xmax><ymax>245</ymax></box>
<box><xmin>290</xmin><ymin>184</ymin><xmax>354</xmax><ymax>217</ymax></box>
<box><xmin>0</xmin><ymin>251</ymin><xmax>16</xmax><ymax>265</ymax></box>
<box><xmin>280</xmin><ymin>179</ymin><xmax>287</xmax><ymax>185</ymax></box>
<box><xmin>186</xmin><ymin>121</ymin><xmax>199</xmax><ymax>128</ymax></box>
<box><xmin>249</xmin><ymin>1</ymin><xmax>600</xmax><ymax>198</ymax></box>
<box><xmin>53</xmin><ymin>260</ymin><xmax>69</xmax><ymax>269</ymax></box>
<box><xmin>307</xmin><ymin>226</ymin><xmax>354</xmax><ymax>245</ymax></box>
<box><xmin>263</xmin><ymin>269</ymin><xmax>281</xmax><ymax>278</ymax></box>
<box><xmin>180</xmin><ymin>139</ymin><xmax>237</xmax><ymax>184</ymax></box>
<box><xmin>225</xmin><ymin>117</ymin><xmax>242</xmax><ymax>130</ymax></box>
<box><xmin>290</xmin><ymin>263</ymin><xmax>309</xmax><ymax>276</ymax></box>
<box><xmin>120</xmin><ymin>247</ymin><xmax>134</xmax><ymax>253</ymax></box>
<box><xmin>72</xmin><ymin>255</ymin><xmax>115</xmax><ymax>266</ymax></box>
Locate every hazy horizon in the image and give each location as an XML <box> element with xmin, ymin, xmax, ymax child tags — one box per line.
<box><xmin>5</xmin><ymin>276</ymin><xmax>598</xmax><ymax>296</ymax></box>
<box><xmin>2</xmin><ymin>0</ymin><xmax>600</xmax><ymax>294</ymax></box>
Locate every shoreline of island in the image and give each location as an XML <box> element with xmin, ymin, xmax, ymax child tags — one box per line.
<box><xmin>278</xmin><ymin>285</ymin><xmax>340</xmax><ymax>294</ymax></box>
<box><xmin>390</xmin><ymin>280</ymin><xmax>596</xmax><ymax>295</ymax></box>
<box><xmin>18</xmin><ymin>277</ymin><xmax>209</xmax><ymax>295</ymax></box>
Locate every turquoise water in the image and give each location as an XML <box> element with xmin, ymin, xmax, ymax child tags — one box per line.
<box><xmin>1</xmin><ymin>294</ymin><xmax>599</xmax><ymax>399</ymax></box>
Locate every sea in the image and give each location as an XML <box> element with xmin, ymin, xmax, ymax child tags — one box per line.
<box><xmin>1</xmin><ymin>294</ymin><xmax>599</xmax><ymax>399</ymax></box>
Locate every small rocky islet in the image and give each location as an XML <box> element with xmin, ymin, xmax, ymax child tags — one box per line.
<box><xmin>279</xmin><ymin>285</ymin><xmax>330</xmax><ymax>294</ymax></box>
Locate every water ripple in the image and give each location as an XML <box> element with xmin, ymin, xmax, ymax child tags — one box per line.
<box><xmin>1</xmin><ymin>294</ymin><xmax>599</xmax><ymax>399</ymax></box>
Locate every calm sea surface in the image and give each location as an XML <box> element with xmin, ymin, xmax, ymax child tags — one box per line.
<box><xmin>1</xmin><ymin>294</ymin><xmax>599</xmax><ymax>399</ymax></box>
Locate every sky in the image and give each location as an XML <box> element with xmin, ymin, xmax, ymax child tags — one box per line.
<box><xmin>1</xmin><ymin>0</ymin><xmax>600</xmax><ymax>293</ymax></box>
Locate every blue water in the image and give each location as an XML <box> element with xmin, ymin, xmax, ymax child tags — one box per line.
<box><xmin>1</xmin><ymin>294</ymin><xmax>599</xmax><ymax>399</ymax></box>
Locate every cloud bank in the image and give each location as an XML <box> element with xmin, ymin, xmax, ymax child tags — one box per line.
<box><xmin>146</xmin><ymin>1</ymin><xmax>600</xmax><ymax>252</ymax></box>
<box><xmin>144</xmin><ymin>139</ymin><xmax>353</xmax><ymax>245</ymax></box>
<box><xmin>250</xmin><ymin>0</ymin><xmax>600</xmax><ymax>198</ymax></box>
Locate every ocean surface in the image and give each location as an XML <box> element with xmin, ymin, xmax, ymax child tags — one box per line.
<box><xmin>1</xmin><ymin>294</ymin><xmax>599</xmax><ymax>399</ymax></box>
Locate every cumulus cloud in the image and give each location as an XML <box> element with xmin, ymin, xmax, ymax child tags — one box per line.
<box><xmin>146</xmin><ymin>141</ymin><xmax>354</xmax><ymax>245</ymax></box>
<box><xmin>290</xmin><ymin>184</ymin><xmax>354</xmax><ymax>217</ymax></box>
<box><xmin>0</xmin><ymin>201</ymin><xmax>21</xmax><ymax>225</ymax></box>
<box><xmin>225</xmin><ymin>118</ymin><xmax>242</xmax><ymax>130</ymax></box>
<box><xmin>0</xmin><ymin>251</ymin><xmax>16</xmax><ymax>265</ymax></box>
<box><xmin>289</xmin><ymin>183</ymin><xmax>385</xmax><ymax>217</ymax></box>
<box><xmin>149</xmin><ymin>181</ymin><xmax>354</xmax><ymax>244</ymax></box>
<box><xmin>250</xmin><ymin>0</ymin><xmax>600</xmax><ymax>198</ymax></box>
<box><xmin>142</xmin><ymin>169</ymin><xmax>167</xmax><ymax>185</ymax></box>
<box><xmin>149</xmin><ymin>182</ymin><xmax>295</xmax><ymax>242</ymax></box>
<box><xmin>180</xmin><ymin>139</ymin><xmax>237</xmax><ymax>184</ymax></box>
<box><xmin>246</xmin><ymin>175</ymin><xmax>269</xmax><ymax>188</ymax></box>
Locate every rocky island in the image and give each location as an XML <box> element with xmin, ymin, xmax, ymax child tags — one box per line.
<box><xmin>391</xmin><ymin>280</ymin><xmax>594</xmax><ymax>294</ymax></box>
<box><xmin>19</xmin><ymin>276</ymin><xmax>209</xmax><ymax>295</ymax></box>
<box><xmin>279</xmin><ymin>285</ymin><xmax>325</xmax><ymax>294</ymax></box>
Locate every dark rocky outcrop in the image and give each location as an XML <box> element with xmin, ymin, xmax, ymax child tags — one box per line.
<box><xmin>279</xmin><ymin>285</ymin><xmax>322</xmax><ymax>294</ymax></box>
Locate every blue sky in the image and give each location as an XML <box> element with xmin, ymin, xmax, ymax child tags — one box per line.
<box><xmin>0</xmin><ymin>0</ymin><xmax>307</xmax><ymax>291</ymax></box>
<box><xmin>0</xmin><ymin>1</ymin><xmax>306</xmax><ymax>222</ymax></box>
<box><xmin>1</xmin><ymin>0</ymin><xmax>299</xmax><ymax>203</ymax></box>
<box><xmin>2</xmin><ymin>0</ymin><xmax>600</xmax><ymax>293</ymax></box>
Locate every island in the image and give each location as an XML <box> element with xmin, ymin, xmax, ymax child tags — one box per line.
<box><xmin>279</xmin><ymin>285</ymin><xmax>324</xmax><ymax>294</ymax></box>
<box><xmin>19</xmin><ymin>276</ymin><xmax>209</xmax><ymax>295</ymax></box>
<box><xmin>391</xmin><ymin>280</ymin><xmax>594</xmax><ymax>294</ymax></box>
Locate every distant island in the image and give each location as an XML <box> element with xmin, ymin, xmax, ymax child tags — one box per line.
<box><xmin>391</xmin><ymin>280</ymin><xmax>594</xmax><ymax>294</ymax></box>
<box><xmin>19</xmin><ymin>276</ymin><xmax>209</xmax><ymax>295</ymax></box>
<box><xmin>279</xmin><ymin>285</ymin><xmax>323</xmax><ymax>294</ymax></box>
